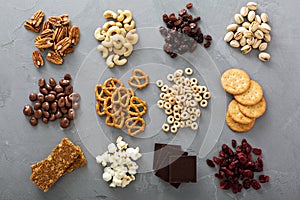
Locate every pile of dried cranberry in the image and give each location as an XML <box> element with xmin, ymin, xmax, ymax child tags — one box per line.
<box><xmin>206</xmin><ymin>139</ymin><xmax>269</xmax><ymax>194</ymax></box>
<box><xmin>159</xmin><ymin>3</ymin><xmax>212</xmax><ymax>58</ymax></box>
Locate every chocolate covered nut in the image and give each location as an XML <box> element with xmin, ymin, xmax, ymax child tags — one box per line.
<box><xmin>65</xmin><ymin>96</ymin><xmax>72</xmax><ymax>108</ymax></box>
<box><xmin>30</xmin><ymin>117</ymin><xmax>38</xmax><ymax>126</ymax></box>
<box><xmin>45</xmin><ymin>94</ymin><xmax>55</xmax><ymax>102</ymax></box>
<box><xmin>29</xmin><ymin>93</ymin><xmax>37</xmax><ymax>101</ymax></box>
<box><xmin>34</xmin><ymin>102</ymin><xmax>41</xmax><ymax>110</ymax></box>
<box><xmin>51</xmin><ymin>102</ymin><xmax>58</xmax><ymax>113</ymax></box>
<box><xmin>55</xmin><ymin>111</ymin><xmax>63</xmax><ymax>119</ymax></box>
<box><xmin>60</xmin><ymin>117</ymin><xmax>70</xmax><ymax>128</ymax></box>
<box><xmin>73</xmin><ymin>102</ymin><xmax>80</xmax><ymax>110</ymax></box>
<box><xmin>64</xmin><ymin>74</ymin><xmax>72</xmax><ymax>80</ymax></box>
<box><xmin>60</xmin><ymin>107</ymin><xmax>68</xmax><ymax>114</ymax></box>
<box><xmin>49</xmin><ymin>91</ymin><xmax>57</xmax><ymax>96</ymax></box>
<box><xmin>49</xmin><ymin>77</ymin><xmax>57</xmax><ymax>87</ymax></box>
<box><xmin>38</xmin><ymin>78</ymin><xmax>45</xmax><ymax>87</ymax></box>
<box><xmin>186</xmin><ymin>3</ymin><xmax>193</xmax><ymax>9</ymax></box>
<box><xmin>54</xmin><ymin>85</ymin><xmax>64</xmax><ymax>93</ymax></box>
<box><xmin>69</xmin><ymin>93</ymin><xmax>80</xmax><ymax>102</ymax></box>
<box><xmin>42</xmin><ymin>117</ymin><xmax>49</xmax><ymax>124</ymax></box>
<box><xmin>45</xmin><ymin>84</ymin><xmax>52</xmax><ymax>91</ymax></box>
<box><xmin>65</xmin><ymin>85</ymin><xmax>73</xmax><ymax>95</ymax></box>
<box><xmin>34</xmin><ymin>109</ymin><xmax>43</xmax><ymax>119</ymax></box>
<box><xmin>67</xmin><ymin>108</ymin><xmax>75</xmax><ymax>120</ymax></box>
<box><xmin>37</xmin><ymin>94</ymin><xmax>44</xmax><ymax>102</ymax></box>
<box><xmin>23</xmin><ymin>105</ymin><xmax>34</xmax><ymax>116</ymax></box>
<box><xmin>59</xmin><ymin>79</ymin><xmax>70</xmax><ymax>87</ymax></box>
<box><xmin>39</xmin><ymin>87</ymin><xmax>48</xmax><ymax>95</ymax></box>
<box><xmin>56</xmin><ymin>93</ymin><xmax>65</xmax><ymax>100</ymax></box>
<box><xmin>42</xmin><ymin>111</ymin><xmax>50</xmax><ymax>119</ymax></box>
<box><xmin>49</xmin><ymin>114</ymin><xmax>56</xmax><ymax>121</ymax></box>
<box><xmin>42</xmin><ymin>102</ymin><xmax>50</xmax><ymax>110</ymax></box>
<box><xmin>58</xmin><ymin>97</ymin><xmax>65</xmax><ymax>107</ymax></box>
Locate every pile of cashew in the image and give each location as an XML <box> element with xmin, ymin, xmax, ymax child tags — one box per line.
<box><xmin>94</xmin><ymin>10</ymin><xmax>139</xmax><ymax>68</ymax></box>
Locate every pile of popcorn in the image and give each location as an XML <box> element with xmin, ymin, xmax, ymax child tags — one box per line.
<box><xmin>96</xmin><ymin>136</ymin><xmax>142</xmax><ymax>188</ymax></box>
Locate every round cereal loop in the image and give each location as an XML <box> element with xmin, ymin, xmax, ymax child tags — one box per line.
<box><xmin>186</xmin><ymin>120</ymin><xmax>192</xmax><ymax>127</ymax></box>
<box><xmin>199</xmin><ymin>86</ymin><xmax>207</xmax><ymax>93</ymax></box>
<box><xmin>194</xmin><ymin>95</ymin><xmax>202</xmax><ymax>102</ymax></box>
<box><xmin>203</xmin><ymin>92</ymin><xmax>211</xmax><ymax>100</ymax></box>
<box><xmin>226</xmin><ymin>112</ymin><xmax>255</xmax><ymax>133</ymax></box>
<box><xmin>200</xmin><ymin>99</ymin><xmax>208</xmax><ymax>108</ymax></box>
<box><xmin>174</xmin><ymin>121</ymin><xmax>181</xmax><ymax>128</ymax></box>
<box><xmin>174</xmin><ymin>113</ymin><xmax>181</xmax><ymax>121</ymax></box>
<box><xmin>160</xmin><ymin>93</ymin><xmax>165</xmax><ymax>100</ymax></box>
<box><xmin>170</xmin><ymin>125</ymin><xmax>178</xmax><ymax>134</ymax></box>
<box><xmin>228</xmin><ymin>100</ymin><xmax>255</xmax><ymax>124</ymax></box>
<box><xmin>163</xmin><ymin>102</ymin><xmax>171</xmax><ymax>110</ymax></box>
<box><xmin>190</xmin><ymin>114</ymin><xmax>197</xmax><ymax>121</ymax></box>
<box><xmin>234</xmin><ymin>80</ymin><xmax>263</xmax><ymax>106</ymax></box>
<box><xmin>190</xmin><ymin>100</ymin><xmax>197</xmax><ymax>107</ymax></box>
<box><xmin>238</xmin><ymin>97</ymin><xmax>267</xmax><ymax>118</ymax></box>
<box><xmin>161</xmin><ymin>85</ymin><xmax>168</xmax><ymax>92</ymax></box>
<box><xmin>156</xmin><ymin>80</ymin><xmax>164</xmax><ymax>88</ymax></box>
<box><xmin>157</xmin><ymin>100</ymin><xmax>164</xmax><ymax>108</ymax></box>
<box><xmin>167</xmin><ymin>74</ymin><xmax>174</xmax><ymax>82</ymax></box>
<box><xmin>191</xmin><ymin>122</ymin><xmax>198</xmax><ymax>130</ymax></box>
<box><xmin>181</xmin><ymin>112</ymin><xmax>190</xmax><ymax>120</ymax></box>
<box><xmin>185</xmin><ymin>67</ymin><xmax>193</xmax><ymax>75</ymax></box>
<box><xmin>165</xmin><ymin>109</ymin><xmax>173</xmax><ymax>115</ymax></box>
<box><xmin>174</xmin><ymin>69</ymin><xmax>183</xmax><ymax>77</ymax></box>
<box><xmin>221</xmin><ymin>68</ymin><xmax>251</xmax><ymax>95</ymax></box>
<box><xmin>167</xmin><ymin>116</ymin><xmax>175</xmax><ymax>124</ymax></box>
<box><xmin>180</xmin><ymin>121</ymin><xmax>185</xmax><ymax>128</ymax></box>
<box><xmin>190</xmin><ymin>78</ymin><xmax>198</xmax><ymax>85</ymax></box>
<box><xmin>162</xmin><ymin>123</ymin><xmax>170</xmax><ymax>132</ymax></box>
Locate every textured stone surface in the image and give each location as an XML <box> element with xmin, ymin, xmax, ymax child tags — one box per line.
<box><xmin>0</xmin><ymin>0</ymin><xmax>300</xmax><ymax>199</ymax></box>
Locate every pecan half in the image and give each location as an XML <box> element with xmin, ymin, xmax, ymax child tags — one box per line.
<box><xmin>48</xmin><ymin>16</ymin><xmax>62</xmax><ymax>27</ymax></box>
<box><xmin>59</xmin><ymin>14</ymin><xmax>70</xmax><ymax>26</ymax></box>
<box><xmin>40</xmin><ymin>29</ymin><xmax>54</xmax><ymax>39</ymax></box>
<box><xmin>69</xmin><ymin>26</ymin><xmax>80</xmax><ymax>45</ymax></box>
<box><xmin>62</xmin><ymin>47</ymin><xmax>74</xmax><ymax>56</ymax></box>
<box><xmin>35</xmin><ymin>37</ymin><xmax>53</xmax><ymax>49</ymax></box>
<box><xmin>24</xmin><ymin>23</ymin><xmax>40</xmax><ymax>33</ymax></box>
<box><xmin>42</xmin><ymin>20</ymin><xmax>52</xmax><ymax>32</ymax></box>
<box><xmin>53</xmin><ymin>26</ymin><xmax>68</xmax><ymax>43</ymax></box>
<box><xmin>46</xmin><ymin>50</ymin><xmax>63</xmax><ymax>65</ymax></box>
<box><xmin>54</xmin><ymin>37</ymin><xmax>71</xmax><ymax>53</ymax></box>
<box><xmin>25</xmin><ymin>10</ymin><xmax>44</xmax><ymax>28</ymax></box>
<box><xmin>32</xmin><ymin>50</ymin><xmax>44</xmax><ymax>68</ymax></box>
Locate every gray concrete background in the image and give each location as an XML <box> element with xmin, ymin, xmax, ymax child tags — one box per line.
<box><xmin>0</xmin><ymin>0</ymin><xmax>299</xmax><ymax>199</ymax></box>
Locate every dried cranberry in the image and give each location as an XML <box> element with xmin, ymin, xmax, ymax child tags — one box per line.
<box><xmin>236</xmin><ymin>145</ymin><xmax>242</xmax><ymax>152</ymax></box>
<box><xmin>231</xmin><ymin>140</ymin><xmax>237</xmax><ymax>148</ymax></box>
<box><xmin>214</xmin><ymin>173</ymin><xmax>224</xmax><ymax>179</ymax></box>
<box><xmin>169</xmin><ymin>15</ymin><xmax>177</xmax><ymax>22</ymax></box>
<box><xmin>206</xmin><ymin>159</ymin><xmax>215</xmax><ymax>168</ymax></box>
<box><xmin>159</xmin><ymin>26</ymin><xmax>168</xmax><ymax>37</ymax></box>
<box><xmin>193</xmin><ymin>16</ymin><xmax>201</xmax><ymax>22</ymax></box>
<box><xmin>243</xmin><ymin>179</ymin><xmax>251</xmax><ymax>189</ymax></box>
<box><xmin>178</xmin><ymin>9</ymin><xmax>187</xmax><ymax>16</ymax></box>
<box><xmin>242</xmin><ymin>170</ymin><xmax>254</xmax><ymax>179</ymax></box>
<box><xmin>169</xmin><ymin>52</ymin><xmax>177</xmax><ymax>58</ymax></box>
<box><xmin>237</xmin><ymin>152</ymin><xmax>247</xmax><ymax>165</ymax></box>
<box><xmin>252</xmin><ymin>148</ymin><xmax>262</xmax><ymax>155</ymax></box>
<box><xmin>259</xmin><ymin>175</ymin><xmax>270</xmax><ymax>183</ymax></box>
<box><xmin>162</xmin><ymin>14</ymin><xmax>169</xmax><ymax>23</ymax></box>
<box><xmin>220</xmin><ymin>180</ymin><xmax>231</xmax><ymax>190</ymax></box>
<box><xmin>186</xmin><ymin>3</ymin><xmax>193</xmax><ymax>9</ymax></box>
<box><xmin>221</xmin><ymin>167</ymin><xmax>234</xmax><ymax>176</ymax></box>
<box><xmin>205</xmin><ymin>35</ymin><xmax>213</xmax><ymax>41</ymax></box>
<box><xmin>231</xmin><ymin>184</ymin><xmax>239</xmax><ymax>194</ymax></box>
<box><xmin>251</xmin><ymin>180</ymin><xmax>261</xmax><ymax>190</ymax></box>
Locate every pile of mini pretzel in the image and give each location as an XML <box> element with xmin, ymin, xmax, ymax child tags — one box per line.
<box><xmin>94</xmin><ymin>74</ymin><xmax>148</xmax><ymax>136</ymax></box>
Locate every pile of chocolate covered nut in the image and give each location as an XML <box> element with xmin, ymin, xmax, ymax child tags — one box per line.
<box><xmin>224</xmin><ymin>2</ymin><xmax>271</xmax><ymax>62</ymax></box>
<box><xmin>94</xmin><ymin>10</ymin><xmax>139</xmax><ymax>68</ymax></box>
<box><xmin>23</xmin><ymin>74</ymin><xmax>80</xmax><ymax>128</ymax></box>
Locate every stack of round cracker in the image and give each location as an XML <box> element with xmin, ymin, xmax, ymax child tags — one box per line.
<box><xmin>221</xmin><ymin>68</ymin><xmax>267</xmax><ymax>133</ymax></box>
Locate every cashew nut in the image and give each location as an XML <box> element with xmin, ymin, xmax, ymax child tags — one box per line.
<box><xmin>123</xmin><ymin>10</ymin><xmax>133</xmax><ymax>24</ymax></box>
<box><xmin>126</xmin><ymin>29</ymin><xmax>139</xmax><ymax>45</ymax></box>
<box><xmin>103</xmin><ymin>10</ymin><xmax>117</xmax><ymax>19</ymax></box>
<box><xmin>123</xmin><ymin>43</ymin><xmax>133</xmax><ymax>57</ymax></box>
<box><xmin>124</xmin><ymin>20</ymin><xmax>135</xmax><ymax>31</ymax></box>
<box><xmin>97</xmin><ymin>45</ymin><xmax>109</xmax><ymax>58</ymax></box>
<box><xmin>113</xmin><ymin>55</ymin><xmax>127</xmax><ymax>66</ymax></box>
<box><xmin>106</xmin><ymin>26</ymin><xmax>121</xmax><ymax>38</ymax></box>
<box><xmin>103</xmin><ymin>21</ymin><xmax>116</xmax><ymax>32</ymax></box>
<box><xmin>111</xmin><ymin>34</ymin><xmax>126</xmax><ymax>49</ymax></box>
<box><xmin>120</xmin><ymin>28</ymin><xmax>126</xmax><ymax>37</ymax></box>
<box><xmin>106</xmin><ymin>54</ymin><xmax>115</xmax><ymax>68</ymax></box>
<box><xmin>113</xmin><ymin>46</ymin><xmax>126</xmax><ymax>55</ymax></box>
<box><xmin>116</xmin><ymin>22</ymin><xmax>123</xmax><ymax>28</ymax></box>
<box><xmin>102</xmin><ymin>38</ymin><xmax>113</xmax><ymax>48</ymax></box>
<box><xmin>94</xmin><ymin>27</ymin><xmax>105</xmax><ymax>41</ymax></box>
<box><xmin>117</xmin><ymin>10</ymin><xmax>125</xmax><ymax>22</ymax></box>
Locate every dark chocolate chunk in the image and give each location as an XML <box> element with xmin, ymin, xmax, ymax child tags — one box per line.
<box><xmin>169</xmin><ymin>155</ymin><xmax>197</xmax><ymax>183</ymax></box>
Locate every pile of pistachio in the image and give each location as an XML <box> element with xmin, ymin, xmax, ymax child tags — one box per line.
<box><xmin>224</xmin><ymin>2</ymin><xmax>271</xmax><ymax>62</ymax></box>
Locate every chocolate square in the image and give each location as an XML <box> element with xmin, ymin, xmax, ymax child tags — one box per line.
<box><xmin>169</xmin><ymin>155</ymin><xmax>197</xmax><ymax>183</ymax></box>
<box><xmin>153</xmin><ymin>143</ymin><xmax>181</xmax><ymax>171</ymax></box>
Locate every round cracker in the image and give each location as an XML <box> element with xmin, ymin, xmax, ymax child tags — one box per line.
<box><xmin>221</xmin><ymin>68</ymin><xmax>251</xmax><ymax>95</ymax></box>
<box><xmin>234</xmin><ymin>80</ymin><xmax>263</xmax><ymax>106</ymax></box>
<box><xmin>238</xmin><ymin>97</ymin><xmax>266</xmax><ymax>118</ymax></box>
<box><xmin>226</xmin><ymin>112</ymin><xmax>255</xmax><ymax>133</ymax></box>
<box><xmin>228</xmin><ymin>100</ymin><xmax>254</xmax><ymax>124</ymax></box>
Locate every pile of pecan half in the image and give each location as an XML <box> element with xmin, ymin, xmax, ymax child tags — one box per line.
<box><xmin>24</xmin><ymin>10</ymin><xmax>80</xmax><ymax>67</ymax></box>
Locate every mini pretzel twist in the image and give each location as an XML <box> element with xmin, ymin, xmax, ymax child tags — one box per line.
<box><xmin>125</xmin><ymin>117</ymin><xmax>145</xmax><ymax>136</ymax></box>
<box><xmin>103</xmin><ymin>77</ymin><xmax>124</xmax><ymax>95</ymax></box>
<box><xmin>128</xmin><ymin>69</ymin><xmax>149</xmax><ymax>89</ymax></box>
<box><xmin>127</xmin><ymin>96</ymin><xmax>147</xmax><ymax>117</ymax></box>
<box><xmin>112</xmin><ymin>87</ymin><xmax>132</xmax><ymax>108</ymax></box>
<box><xmin>96</xmin><ymin>101</ymin><xmax>106</xmax><ymax>116</ymax></box>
